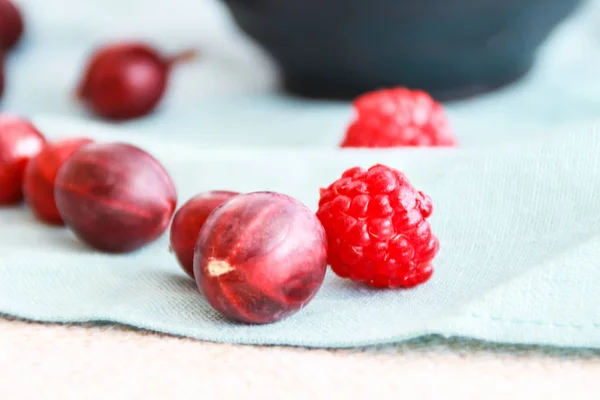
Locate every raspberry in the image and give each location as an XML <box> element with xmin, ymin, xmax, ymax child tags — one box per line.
<box><xmin>316</xmin><ymin>164</ymin><xmax>439</xmax><ymax>289</ymax></box>
<box><xmin>340</xmin><ymin>87</ymin><xmax>456</xmax><ymax>148</ymax></box>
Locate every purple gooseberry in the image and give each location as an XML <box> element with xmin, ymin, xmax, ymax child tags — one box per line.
<box><xmin>194</xmin><ymin>191</ymin><xmax>328</xmax><ymax>324</ymax></box>
<box><xmin>75</xmin><ymin>42</ymin><xmax>197</xmax><ymax>121</ymax></box>
<box><xmin>54</xmin><ymin>142</ymin><xmax>177</xmax><ymax>253</ymax></box>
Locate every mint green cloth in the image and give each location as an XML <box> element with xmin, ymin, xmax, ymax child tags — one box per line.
<box><xmin>1</xmin><ymin>119</ymin><xmax>599</xmax><ymax>349</ymax></box>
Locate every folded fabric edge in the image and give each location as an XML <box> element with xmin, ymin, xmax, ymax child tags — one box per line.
<box><xmin>2</xmin><ymin>309</ymin><xmax>599</xmax><ymax>350</ymax></box>
<box><xmin>31</xmin><ymin>114</ymin><xmax>600</xmax><ymax>156</ymax></box>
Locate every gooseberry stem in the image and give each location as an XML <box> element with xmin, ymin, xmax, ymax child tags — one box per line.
<box><xmin>167</xmin><ymin>49</ymin><xmax>199</xmax><ymax>67</ymax></box>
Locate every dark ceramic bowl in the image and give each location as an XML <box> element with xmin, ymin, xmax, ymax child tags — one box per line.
<box><xmin>222</xmin><ymin>0</ymin><xmax>581</xmax><ymax>101</ymax></box>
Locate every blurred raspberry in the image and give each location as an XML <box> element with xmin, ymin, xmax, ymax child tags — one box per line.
<box><xmin>341</xmin><ymin>87</ymin><xmax>456</xmax><ymax>148</ymax></box>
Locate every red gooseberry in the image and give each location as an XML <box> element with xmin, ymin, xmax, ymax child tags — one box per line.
<box><xmin>170</xmin><ymin>191</ymin><xmax>240</xmax><ymax>279</ymax></box>
<box><xmin>0</xmin><ymin>114</ymin><xmax>46</xmax><ymax>205</ymax></box>
<box><xmin>0</xmin><ymin>55</ymin><xmax>4</xmax><ymax>100</ymax></box>
<box><xmin>194</xmin><ymin>191</ymin><xmax>328</xmax><ymax>324</ymax></box>
<box><xmin>0</xmin><ymin>0</ymin><xmax>24</xmax><ymax>52</ymax></box>
<box><xmin>23</xmin><ymin>137</ymin><xmax>94</xmax><ymax>225</ymax></box>
<box><xmin>75</xmin><ymin>42</ymin><xmax>197</xmax><ymax>121</ymax></box>
<box><xmin>54</xmin><ymin>142</ymin><xmax>177</xmax><ymax>253</ymax></box>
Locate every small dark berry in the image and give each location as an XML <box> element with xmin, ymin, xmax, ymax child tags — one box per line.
<box><xmin>76</xmin><ymin>42</ymin><xmax>197</xmax><ymax>121</ymax></box>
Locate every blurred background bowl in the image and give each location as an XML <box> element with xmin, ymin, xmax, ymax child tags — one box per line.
<box><xmin>222</xmin><ymin>0</ymin><xmax>582</xmax><ymax>101</ymax></box>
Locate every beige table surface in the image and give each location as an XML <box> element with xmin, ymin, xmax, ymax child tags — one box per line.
<box><xmin>1</xmin><ymin>318</ymin><xmax>599</xmax><ymax>400</ymax></box>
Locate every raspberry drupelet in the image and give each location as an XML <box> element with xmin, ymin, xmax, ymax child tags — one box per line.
<box><xmin>341</xmin><ymin>87</ymin><xmax>457</xmax><ymax>148</ymax></box>
<box><xmin>317</xmin><ymin>164</ymin><xmax>440</xmax><ymax>289</ymax></box>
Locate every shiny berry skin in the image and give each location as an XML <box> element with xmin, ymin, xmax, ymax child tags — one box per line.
<box><xmin>23</xmin><ymin>138</ymin><xmax>94</xmax><ymax>225</ymax></box>
<box><xmin>0</xmin><ymin>56</ymin><xmax>4</xmax><ymax>100</ymax></box>
<box><xmin>341</xmin><ymin>87</ymin><xmax>456</xmax><ymax>148</ymax></box>
<box><xmin>0</xmin><ymin>0</ymin><xmax>24</xmax><ymax>52</ymax></box>
<box><xmin>75</xmin><ymin>42</ymin><xmax>197</xmax><ymax>121</ymax></box>
<box><xmin>194</xmin><ymin>192</ymin><xmax>328</xmax><ymax>324</ymax></box>
<box><xmin>0</xmin><ymin>114</ymin><xmax>46</xmax><ymax>205</ymax></box>
<box><xmin>170</xmin><ymin>190</ymin><xmax>240</xmax><ymax>279</ymax></box>
<box><xmin>316</xmin><ymin>164</ymin><xmax>439</xmax><ymax>289</ymax></box>
<box><xmin>54</xmin><ymin>142</ymin><xmax>177</xmax><ymax>253</ymax></box>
